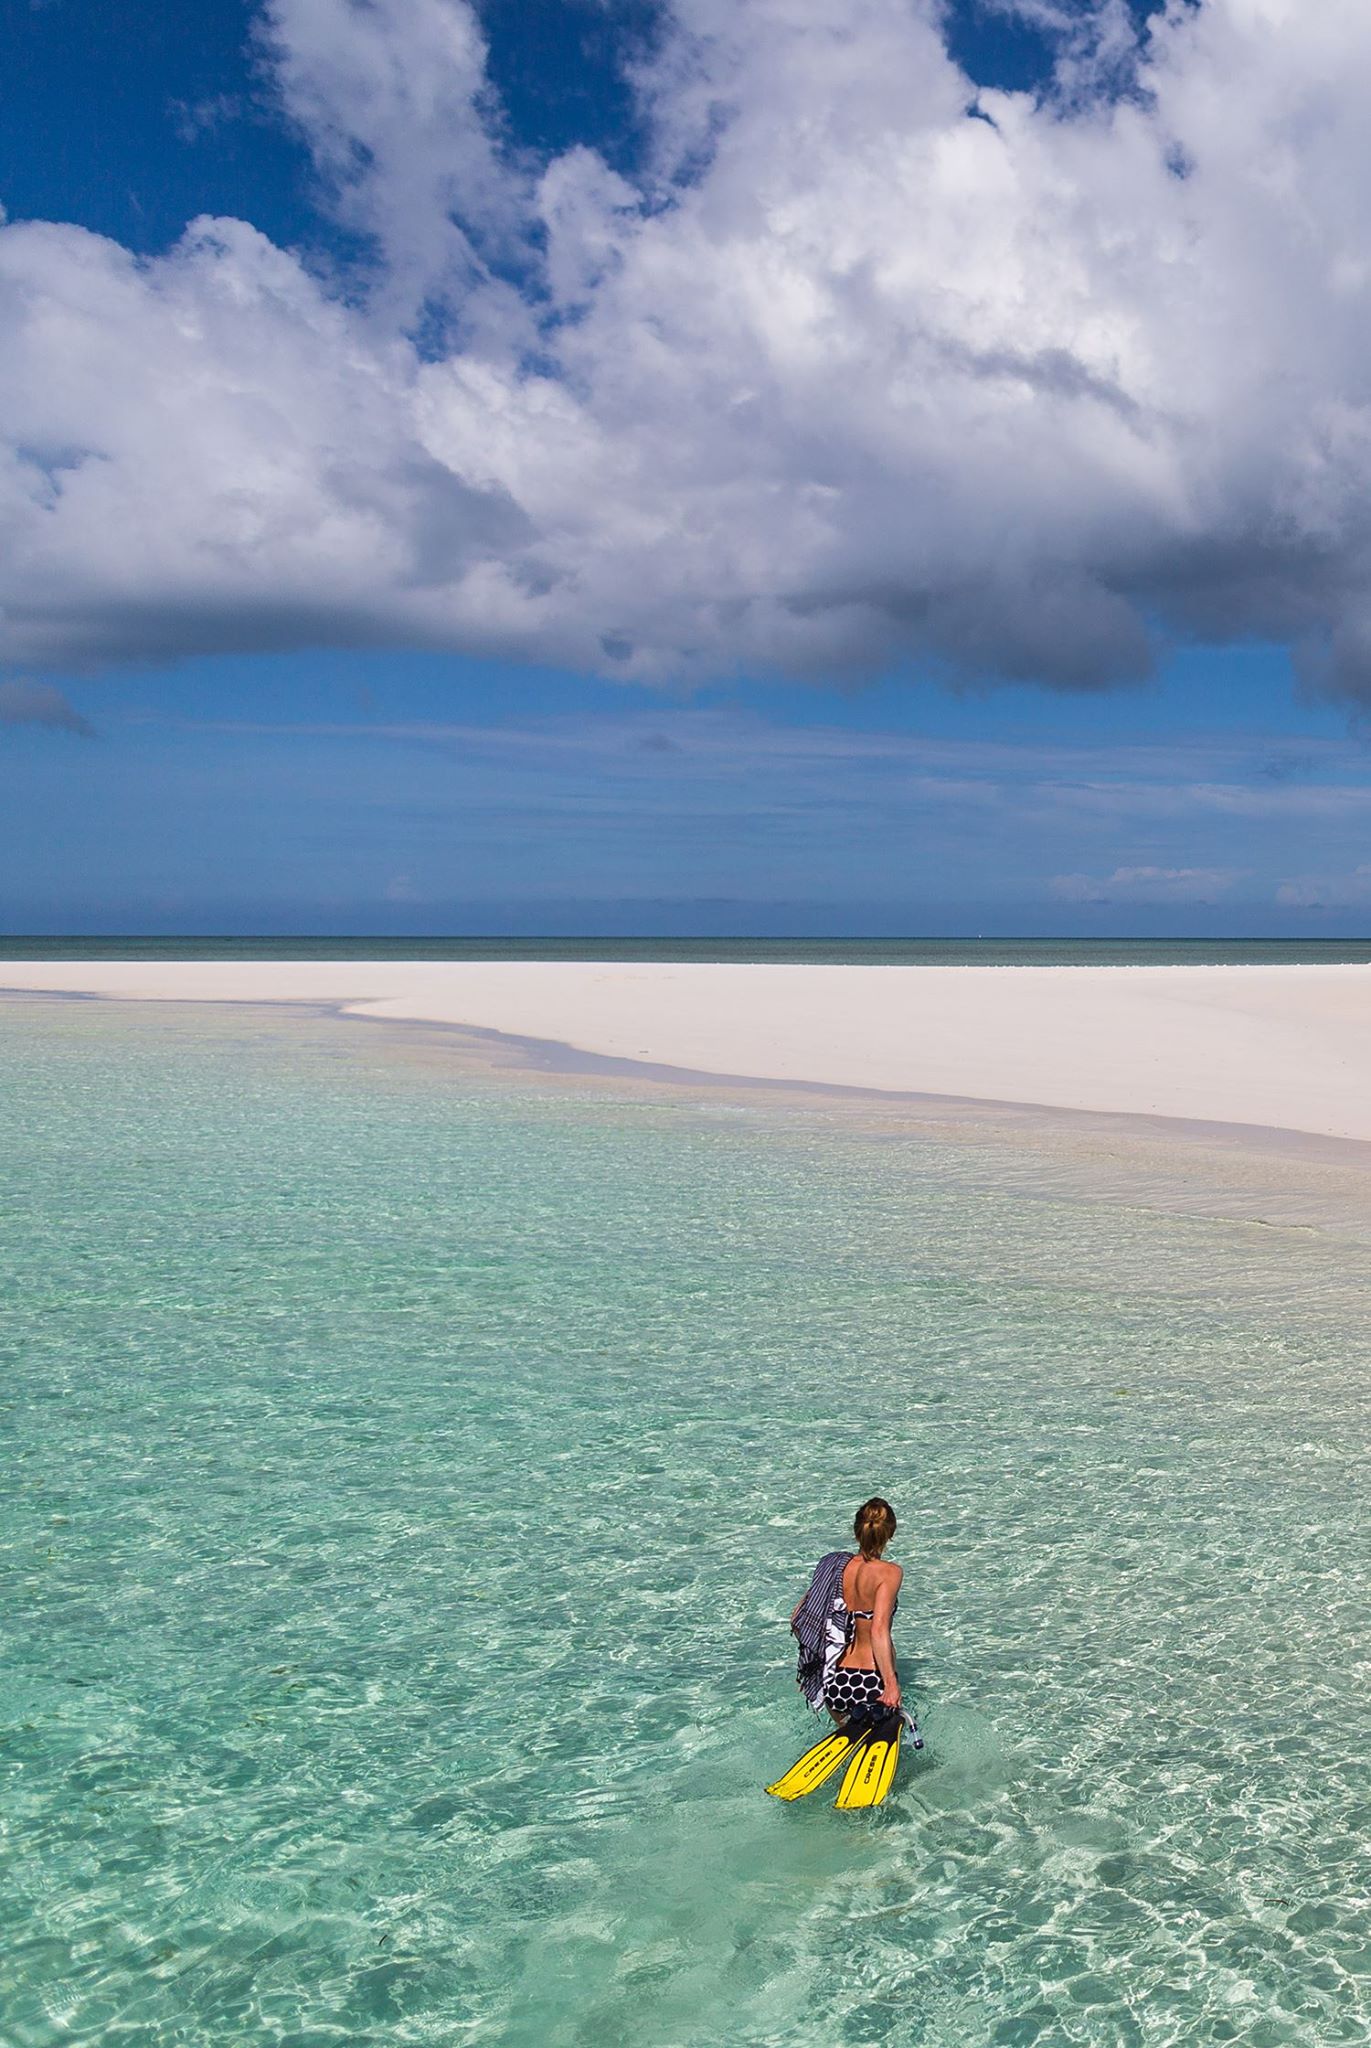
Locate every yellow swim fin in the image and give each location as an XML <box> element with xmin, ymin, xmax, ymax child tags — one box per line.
<box><xmin>766</xmin><ymin>1724</ymin><xmax>869</xmax><ymax>1801</ymax></box>
<box><xmin>833</xmin><ymin>1714</ymin><xmax>901</xmax><ymax>1809</ymax></box>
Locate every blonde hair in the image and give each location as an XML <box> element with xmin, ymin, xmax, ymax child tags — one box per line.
<box><xmin>853</xmin><ymin>1496</ymin><xmax>896</xmax><ymax>1559</ymax></box>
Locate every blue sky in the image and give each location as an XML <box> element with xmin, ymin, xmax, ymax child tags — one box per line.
<box><xmin>3</xmin><ymin>0</ymin><xmax>1370</xmax><ymax>935</ymax></box>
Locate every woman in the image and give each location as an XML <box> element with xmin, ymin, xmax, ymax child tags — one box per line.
<box><xmin>767</xmin><ymin>1496</ymin><xmax>919</xmax><ymax>1806</ymax></box>
<box><xmin>826</xmin><ymin>1497</ymin><xmax>902</xmax><ymax>1723</ymax></box>
<box><xmin>790</xmin><ymin>1496</ymin><xmax>910</xmax><ymax>1729</ymax></box>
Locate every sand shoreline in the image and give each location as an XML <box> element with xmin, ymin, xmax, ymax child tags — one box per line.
<box><xmin>4</xmin><ymin>957</ymin><xmax>1371</xmax><ymax>1145</ymax></box>
<box><xmin>9</xmin><ymin>964</ymin><xmax>1371</xmax><ymax>1247</ymax></box>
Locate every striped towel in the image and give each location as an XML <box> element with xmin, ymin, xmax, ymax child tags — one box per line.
<box><xmin>791</xmin><ymin>1548</ymin><xmax>854</xmax><ymax>1711</ymax></box>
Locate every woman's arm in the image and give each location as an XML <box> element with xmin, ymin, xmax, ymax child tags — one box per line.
<box><xmin>870</xmin><ymin>1565</ymin><xmax>903</xmax><ymax>1707</ymax></box>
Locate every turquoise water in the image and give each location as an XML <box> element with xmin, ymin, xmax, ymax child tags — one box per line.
<box><xmin>6</xmin><ymin>936</ymin><xmax>1371</xmax><ymax>966</ymax></box>
<box><xmin>2</xmin><ymin>1000</ymin><xmax>1368</xmax><ymax>2047</ymax></box>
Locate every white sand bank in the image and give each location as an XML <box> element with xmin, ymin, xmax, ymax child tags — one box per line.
<box><xmin>3</xmin><ymin>959</ymin><xmax>1370</xmax><ymax>1143</ymax></box>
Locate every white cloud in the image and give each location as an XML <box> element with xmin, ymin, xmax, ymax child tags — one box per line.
<box><xmin>1051</xmin><ymin>864</ymin><xmax>1245</xmax><ymax>904</ymax></box>
<box><xmin>258</xmin><ymin>0</ymin><xmax>530</xmax><ymax>332</ymax></box>
<box><xmin>1275</xmin><ymin>864</ymin><xmax>1371</xmax><ymax>909</ymax></box>
<box><xmin>147</xmin><ymin>703</ymin><xmax>1371</xmax><ymax>814</ymax></box>
<box><xmin>1025</xmin><ymin>777</ymin><xmax>1371</xmax><ymax>822</ymax></box>
<box><xmin>7</xmin><ymin>0</ymin><xmax>1371</xmax><ymax>692</ymax></box>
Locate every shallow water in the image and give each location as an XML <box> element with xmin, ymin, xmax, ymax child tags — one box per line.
<box><xmin>2</xmin><ymin>1000</ymin><xmax>1368</xmax><ymax>2047</ymax></box>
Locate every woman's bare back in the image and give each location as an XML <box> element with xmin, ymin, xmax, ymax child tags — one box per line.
<box><xmin>838</xmin><ymin>1553</ymin><xmax>902</xmax><ymax>1672</ymax></box>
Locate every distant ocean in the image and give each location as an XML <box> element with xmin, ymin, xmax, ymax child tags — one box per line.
<box><xmin>3</xmin><ymin>934</ymin><xmax>1371</xmax><ymax>965</ymax></box>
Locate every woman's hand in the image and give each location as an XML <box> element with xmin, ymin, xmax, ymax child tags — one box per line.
<box><xmin>879</xmin><ymin>1679</ymin><xmax>901</xmax><ymax>1709</ymax></box>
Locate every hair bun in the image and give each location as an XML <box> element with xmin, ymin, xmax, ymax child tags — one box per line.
<box><xmin>853</xmin><ymin>1495</ymin><xmax>896</xmax><ymax>1557</ymax></box>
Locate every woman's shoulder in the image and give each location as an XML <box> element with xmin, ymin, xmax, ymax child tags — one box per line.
<box><xmin>875</xmin><ymin>1557</ymin><xmax>903</xmax><ymax>1586</ymax></box>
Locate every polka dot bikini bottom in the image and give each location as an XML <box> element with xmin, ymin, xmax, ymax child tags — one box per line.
<box><xmin>826</xmin><ymin>1665</ymin><xmax>885</xmax><ymax>1718</ymax></box>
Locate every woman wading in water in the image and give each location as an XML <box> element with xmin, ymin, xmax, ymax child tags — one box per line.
<box><xmin>766</xmin><ymin>1496</ymin><xmax>920</xmax><ymax>1807</ymax></box>
<box><xmin>822</xmin><ymin>1497</ymin><xmax>903</xmax><ymax>1722</ymax></box>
